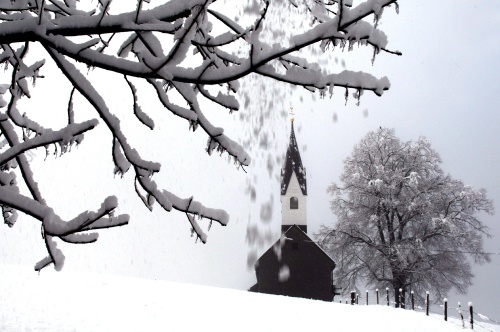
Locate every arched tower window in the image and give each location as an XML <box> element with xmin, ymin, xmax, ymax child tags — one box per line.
<box><xmin>290</xmin><ymin>196</ymin><xmax>299</xmax><ymax>209</ymax></box>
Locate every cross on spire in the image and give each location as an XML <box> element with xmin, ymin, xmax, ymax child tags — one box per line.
<box><xmin>289</xmin><ymin>106</ymin><xmax>295</xmax><ymax>122</ymax></box>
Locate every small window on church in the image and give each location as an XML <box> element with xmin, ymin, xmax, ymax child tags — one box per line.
<box><xmin>290</xmin><ymin>197</ymin><xmax>299</xmax><ymax>209</ymax></box>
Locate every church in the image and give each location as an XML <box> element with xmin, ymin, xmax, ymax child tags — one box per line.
<box><xmin>249</xmin><ymin>118</ymin><xmax>338</xmax><ymax>302</ymax></box>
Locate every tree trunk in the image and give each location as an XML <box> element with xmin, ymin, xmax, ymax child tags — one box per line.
<box><xmin>390</xmin><ymin>266</ymin><xmax>408</xmax><ymax>308</ymax></box>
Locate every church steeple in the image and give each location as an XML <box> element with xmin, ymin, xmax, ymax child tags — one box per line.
<box><xmin>281</xmin><ymin>119</ymin><xmax>307</xmax><ymax>234</ymax></box>
<box><xmin>281</xmin><ymin>120</ymin><xmax>307</xmax><ymax>196</ymax></box>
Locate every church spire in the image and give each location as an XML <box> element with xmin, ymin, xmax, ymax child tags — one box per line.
<box><xmin>281</xmin><ymin>120</ymin><xmax>307</xmax><ymax>196</ymax></box>
<box><xmin>281</xmin><ymin>118</ymin><xmax>307</xmax><ymax>234</ymax></box>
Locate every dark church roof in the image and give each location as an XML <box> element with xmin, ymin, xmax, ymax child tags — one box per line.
<box><xmin>258</xmin><ymin>225</ymin><xmax>335</xmax><ymax>267</ymax></box>
<box><xmin>250</xmin><ymin>225</ymin><xmax>336</xmax><ymax>301</ymax></box>
<box><xmin>281</xmin><ymin>121</ymin><xmax>307</xmax><ymax>195</ymax></box>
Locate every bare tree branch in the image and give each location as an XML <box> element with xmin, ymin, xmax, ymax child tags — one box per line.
<box><xmin>0</xmin><ymin>0</ymin><xmax>403</xmax><ymax>272</ymax></box>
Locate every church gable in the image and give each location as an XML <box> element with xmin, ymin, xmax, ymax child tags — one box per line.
<box><xmin>254</xmin><ymin>225</ymin><xmax>336</xmax><ymax>301</ymax></box>
<box><xmin>258</xmin><ymin>225</ymin><xmax>335</xmax><ymax>268</ymax></box>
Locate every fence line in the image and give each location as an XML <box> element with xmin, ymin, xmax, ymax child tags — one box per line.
<box><xmin>338</xmin><ymin>290</ymin><xmax>500</xmax><ymax>331</ymax></box>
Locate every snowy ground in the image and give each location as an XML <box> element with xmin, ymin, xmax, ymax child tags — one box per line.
<box><xmin>1</xmin><ymin>265</ymin><xmax>499</xmax><ymax>332</ymax></box>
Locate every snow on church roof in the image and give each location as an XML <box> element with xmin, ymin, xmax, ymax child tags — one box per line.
<box><xmin>281</xmin><ymin>121</ymin><xmax>307</xmax><ymax>195</ymax></box>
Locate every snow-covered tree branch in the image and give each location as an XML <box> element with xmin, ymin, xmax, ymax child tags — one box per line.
<box><xmin>0</xmin><ymin>0</ymin><xmax>400</xmax><ymax>271</ymax></box>
<box><xmin>317</xmin><ymin>128</ymin><xmax>494</xmax><ymax>306</ymax></box>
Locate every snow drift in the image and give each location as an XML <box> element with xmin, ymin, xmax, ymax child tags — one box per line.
<box><xmin>2</xmin><ymin>265</ymin><xmax>497</xmax><ymax>331</ymax></box>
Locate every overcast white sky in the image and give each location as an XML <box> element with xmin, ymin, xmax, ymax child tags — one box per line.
<box><xmin>1</xmin><ymin>0</ymin><xmax>499</xmax><ymax>320</ymax></box>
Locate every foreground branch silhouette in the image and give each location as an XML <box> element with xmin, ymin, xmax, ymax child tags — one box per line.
<box><xmin>0</xmin><ymin>0</ymin><xmax>400</xmax><ymax>271</ymax></box>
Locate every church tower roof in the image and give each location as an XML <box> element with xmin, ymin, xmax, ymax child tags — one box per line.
<box><xmin>281</xmin><ymin>120</ymin><xmax>307</xmax><ymax>196</ymax></box>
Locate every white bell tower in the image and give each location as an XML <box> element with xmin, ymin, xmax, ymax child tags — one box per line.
<box><xmin>280</xmin><ymin>115</ymin><xmax>307</xmax><ymax>234</ymax></box>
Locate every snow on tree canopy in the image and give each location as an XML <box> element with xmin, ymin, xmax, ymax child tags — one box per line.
<box><xmin>318</xmin><ymin>127</ymin><xmax>494</xmax><ymax>306</ymax></box>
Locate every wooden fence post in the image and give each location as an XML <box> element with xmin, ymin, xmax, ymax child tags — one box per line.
<box><xmin>411</xmin><ymin>290</ymin><xmax>414</xmax><ymax>310</ymax></box>
<box><xmin>376</xmin><ymin>289</ymin><xmax>379</xmax><ymax>305</ymax></box>
<box><xmin>469</xmin><ymin>302</ymin><xmax>474</xmax><ymax>330</ymax></box>
<box><xmin>444</xmin><ymin>298</ymin><xmax>448</xmax><ymax>321</ymax></box>
<box><xmin>356</xmin><ymin>293</ymin><xmax>359</xmax><ymax>305</ymax></box>
<box><xmin>366</xmin><ymin>290</ymin><xmax>369</xmax><ymax>305</ymax></box>
<box><xmin>386</xmin><ymin>287</ymin><xmax>390</xmax><ymax>306</ymax></box>
<box><xmin>458</xmin><ymin>302</ymin><xmax>464</xmax><ymax>328</ymax></box>
<box><xmin>426</xmin><ymin>291</ymin><xmax>429</xmax><ymax>316</ymax></box>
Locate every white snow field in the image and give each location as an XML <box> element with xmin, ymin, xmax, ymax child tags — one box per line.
<box><xmin>1</xmin><ymin>264</ymin><xmax>498</xmax><ymax>332</ymax></box>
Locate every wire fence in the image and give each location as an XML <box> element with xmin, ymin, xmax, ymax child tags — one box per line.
<box><xmin>336</xmin><ymin>290</ymin><xmax>500</xmax><ymax>331</ymax></box>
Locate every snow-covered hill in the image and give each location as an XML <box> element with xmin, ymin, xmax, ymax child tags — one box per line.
<box><xmin>0</xmin><ymin>265</ymin><xmax>498</xmax><ymax>332</ymax></box>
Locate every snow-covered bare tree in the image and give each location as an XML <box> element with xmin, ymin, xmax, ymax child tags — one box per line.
<box><xmin>0</xmin><ymin>0</ymin><xmax>400</xmax><ymax>272</ymax></box>
<box><xmin>317</xmin><ymin>128</ymin><xmax>494</xmax><ymax>307</ymax></box>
